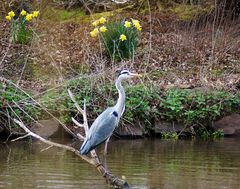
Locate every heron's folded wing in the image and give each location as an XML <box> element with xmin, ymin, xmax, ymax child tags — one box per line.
<box><xmin>89</xmin><ymin>111</ymin><xmax>118</xmax><ymax>148</ymax></box>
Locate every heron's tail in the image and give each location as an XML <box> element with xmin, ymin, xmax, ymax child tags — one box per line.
<box><xmin>80</xmin><ymin>139</ymin><xmax>92</xmax><ymax>155</ymax></box>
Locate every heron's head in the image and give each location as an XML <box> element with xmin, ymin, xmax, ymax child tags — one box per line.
<box><xmin>118</xmin><ymin>70</ymin><xmax>142</xmax><ymax>80</ymax></box>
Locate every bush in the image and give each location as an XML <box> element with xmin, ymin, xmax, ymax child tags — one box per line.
<box><xmin>158</xmin><ymin>89</ymin><xmax>240</xmax><ymax>125</ymax></box>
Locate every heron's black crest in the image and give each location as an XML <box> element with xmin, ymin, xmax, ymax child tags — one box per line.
<box><xmin>112</xmin><ymin>111</ymin><xmax>118</xmax><ymax>117</ymax></box>
<box><xmin>117</xmin><ymin>70</ymin><xmax>129</xmax><ymax>76</ymax></box>
<box><xmin>121</xmin><ymin>71</ymin><xmax>129</xmax><ymax>75</ymax></box>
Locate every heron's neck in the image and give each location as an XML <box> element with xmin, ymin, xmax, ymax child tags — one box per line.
<box><xmin>115</xmin><ymin>77</ymin><xmax>125</xmax><ymax>115</ymax></box>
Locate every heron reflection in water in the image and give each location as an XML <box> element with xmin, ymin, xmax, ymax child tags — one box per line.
<box><xmin>80</xmin><ymin>70</ymin><xmax>141</xmax><ymax>155</ymax></box>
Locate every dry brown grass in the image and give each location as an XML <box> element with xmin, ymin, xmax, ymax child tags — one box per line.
<box><xmin>0</xmin><ymin>1</ymin><xmax>240</xmax><ymax>93</ymax></box>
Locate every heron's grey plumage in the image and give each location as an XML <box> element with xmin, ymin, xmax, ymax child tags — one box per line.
<box><xmin>80</xmin><ymin>70</ymin><xmax>140</xmax><ymax>155</ymax></box>
<box><xmin>80</xmin><ymin>108</ymin><xmax>118</xmax><ymax>154</ymax></box>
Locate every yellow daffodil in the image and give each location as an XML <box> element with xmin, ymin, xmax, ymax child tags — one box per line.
<box><xmin>132</xmin><ymin>21</ymin><xmax>142</xmax><ymax>31</ymax></box>
<box><xmin>119</xmin><ymin>34</ymin><xmax>127</xmax><ymax>41</ymax></box>
<box><xmin>92</xmin><ymin>20</ymin><xmax>99</xmax><ymax>27</ymax></box>
<box><xmin>33</xmin><ymin>11</ymin><xmax>39</xmax><ymax>18</ymax></box>
<box><xmin>6</xmin><ymin>15</ymin><xmax>11</xmax><ymax>21</ymax></box>
<box><xmin>20</xmin><ymin>10</ymin><xmax>27</xmax><ymax>16</ymax></box>
<box><xmin>136</xmin><ymin>26</ymin><xmax>142</xmax><ymax>31</ymax></box>
<box><xmin>26</xmin><ymin>14</ymin><xmax>33</xmax><ymax>21</ymax></box>
<box><xmin>90</xmin><ymin>28</ymin><xmax>99</xmax><ymax>38</ymax></box>
<box><xmin>131</xmin><ymin>19</ymin><xmax>140</xmax><ymax>25</ymax></box>
<box><xmin>100</xmin><ymin>26</ymin><xmax>107</xmax><ymax>33</ymax></box>
<box><xmin>93</xmin><ymin>28</ymin><xmax>99</xmax><ymax>33</ymax></box>
<box><xmin>90</xmin><ymin>31</ymin><xmax>95</xmax><ymax>37</ymax></box>
<box><xmin>124</xmin><ymin>21</ymin><xmax>131</xmax><ymax>28</ymax></box>
<box><xmin>99</xmin><ymin>17</ymin><xmax>106</xmax><ymax>24</ymax></box>
<box><xmin>8</xmin><ymin>11</ymin><xmax>15</xmax><ymax>17</ymax></box>
<box><xmin>134</xmin><ymin>22</ymin><xmax>141</xmax><ymax>28</ymax></box>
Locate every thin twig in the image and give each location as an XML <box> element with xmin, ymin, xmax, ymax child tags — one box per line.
<box><xmin>0</xmin><ymin>42</ymin><xmax>11</xmax><ymax>68</ymax></box>
<box><xmin>11</xmin><ymin>133</ymin><xmax>30</xmax><ymax>142</ymax></box>
<box><xmin>41</xmin><ymin>145</ymin><xmax>54</xmax><ymax>152</ymax></box>
<box><xmin>68</xmin><ymin>89</ymin><xmax>89</xmax><ymax>132</ymax></box>
<box><xmin>72</xmin><ymin>117</ymin><xmax>84</xmax><ymax>128</ymax></box>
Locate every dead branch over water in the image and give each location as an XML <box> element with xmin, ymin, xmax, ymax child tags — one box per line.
<box><xmin>11</xmin><ymin>88</ymin><xmax>130</xmax><ymax>189</ymax></box>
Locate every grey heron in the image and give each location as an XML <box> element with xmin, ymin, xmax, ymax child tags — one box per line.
<box><xmin>80</xmin><ymin>70</ymin><xmax>141</xmax><ymax>155</ymax></box>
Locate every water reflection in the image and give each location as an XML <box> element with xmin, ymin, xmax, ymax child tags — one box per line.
<box><xmin>1</xmin><ymin>138</ymin><xmax>240</xmax><ymax>189</ymax></box>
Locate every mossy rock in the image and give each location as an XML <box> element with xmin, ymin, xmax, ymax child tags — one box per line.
<box><xmin>170</xmin><ymin>4</ymin><xmax>214</xmax><ymax>20</ymax></box>
<box><xmin>40</xmin><ymin>5</ymin><xmax>119</xmax><ymax>24</ymax></box>
<box><xmin>41</xmin><ymin>6</ymin><xmax>85</xmax><ymax>22</ymax></box>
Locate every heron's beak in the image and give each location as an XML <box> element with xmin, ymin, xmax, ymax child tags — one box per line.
<box><xmin>130</xmin><ymin>73</ymin><xmax>142</xmax><ymax>77</ymax></box>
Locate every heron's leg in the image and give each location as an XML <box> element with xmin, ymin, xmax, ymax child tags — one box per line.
<box><xmin>103</xmin><ymin>137</ymin><xmax>110</xmax><ymax>170</ymax></box>
<box><xmin>104</xmin><ymin>137</ymin><xmax>110</xmax><ymax>156</ymax></box>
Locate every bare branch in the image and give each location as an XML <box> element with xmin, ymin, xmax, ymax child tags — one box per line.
<box><xmin>72</xmin><ymin>117</ymin><xmax>85</xmax><ymax>128</ymax></box>
<box><xmin>68</xmin><ymin>89</ymin><xmax>84</xmax><ymax>114</ymax></box>
<box><xmin>11</xmin><ymin>133</ymin><xmax>30</xmax><ymax>142</ymax></box>
<box><xmin>77</xmin><ymin>133</ymin><xmax>85</xmax><ymax>141</ymax></box>
<box><xmin>41</xmin><ymin>145</ymin><xmax>54</xmax><ymax>152</ymax></box>
<box><xmin>67</xmin><ymin>89</ymin><xmax>100</xmax><ymax>159</ymax></box>
<box><xmin>13</xmin><ymin>118</ymin><xmax>130</xmax><ymax>188</ymax></box>
<box><xmin>13</xmin><ymin>119</ymin><xmax>95</xmax><ymax>165</ymax></box>
<box><xmin>68</xmin><ymin>89</ymin><xmax>89</xmax><ymax>132</ymax></box>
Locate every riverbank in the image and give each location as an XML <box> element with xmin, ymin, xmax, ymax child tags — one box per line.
<box><xmin>1</xmin><ymin>76</ymin><xmax>239</xmax><ymax>139</ymax></box>
<box><xmin>0</xmin><ymin>1</ymin><xmax>239</xmax><ymax>139</ymax></box>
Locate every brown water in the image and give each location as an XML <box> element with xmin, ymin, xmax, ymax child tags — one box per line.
<box><xmin>0</xmin><ymin>138</ymin><xmax>240</xmax><ymax>189</ymax></box>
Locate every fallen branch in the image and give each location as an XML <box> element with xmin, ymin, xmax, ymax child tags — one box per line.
<box><xmin>13</xmin><ymin>119</ymin><xmax>129</xmax><ymax>188</ymax></box>
<box><xmin>10</xmin><ymin>88</ymin><xmax>130</xmax><ymax>189</ymax></box>
<box><xmin>13</xmin><ymin>119</ymin><xmax>94</xmax><ymax>163</ymax></box>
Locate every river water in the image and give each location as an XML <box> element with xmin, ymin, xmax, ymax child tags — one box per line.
<box><xmin>0</xmin><ymin>138</ymin><xmax>240</xmax><ymax>189</ymax></box>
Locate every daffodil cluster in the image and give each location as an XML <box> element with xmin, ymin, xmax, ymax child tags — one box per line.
<box><xmin>5</xmin><ymin>11</ymin><xmax>15</xmax><ymax>21</ymax></box>
<box><xmin>90</xmin><ymin>18</ymin><xmax>141</xmax><ymax>42</ymax></box>
<box><xmin>124</xmin><ymin>19</ymin><xmax>142</xmax><ymax>31</ymax></box>
<box><xmin>5</xmin><ymin>10</ymin><xmax>39</xmax><ymax>44</ymax></box>
<box><xmin>90</xmin><ymin>17</ymin><xmax>107</xmax><ymax>38</ymax></box>
<box><xmin>89</xmin><ymin>17</ymin><xmax>142</xmax><ymax>60</ymax></box>
<box><xmin>6</xmin><ymin>10</ymin><xmax>39</xmax><ymax>22</ymax></box>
